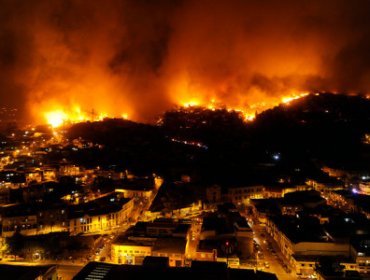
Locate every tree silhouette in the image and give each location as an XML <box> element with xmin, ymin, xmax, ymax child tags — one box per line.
<box><xmin>7</xmin><ymin>231</ymin><xmax>25</xmax><ymax>260</ymax></box>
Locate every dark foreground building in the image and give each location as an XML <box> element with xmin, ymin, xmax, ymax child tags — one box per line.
<box><xmin>0</xmin><ymin>264</ymin><xmax>57</xmax><ymax>280</ymax></box>
<box><xmin>73</xmin><ymin>258</ymin><xmax>277</xmax><ymax>280</ymax></box>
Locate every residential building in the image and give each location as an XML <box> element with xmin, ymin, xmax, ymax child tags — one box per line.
<box><xmin>68</xmin><ymin>193</ymin><xmax>134</xmax><ymax>235</ymax></box>
<box><xmin>227</xmin><ymin>185</ymin><xmax>265</xmax><ymax>206</ymax></box>
<box><xmin>111</xmin><ymin>236</ymin><xmax>186</xmax><ymax>267</ymax></box>
<box><xmin>266</xmin><ymin>215</ymin><xmax>352</xmax><ymax>277</ymax></box>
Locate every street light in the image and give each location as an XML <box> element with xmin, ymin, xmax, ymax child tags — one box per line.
<box><xmin>222</xmin><ymin>240</ymin><xmax>233</xmax><ymax>268</ymax></box>
<box><xmin>225</xmin><ymin>241</ymin><xmax>229</xmax><ymax>267</ymax></box>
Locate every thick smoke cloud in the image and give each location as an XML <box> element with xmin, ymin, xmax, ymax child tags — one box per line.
<box><xmin>0</xmin><ymin>0</ymin><xmax>370</xmax><ymax>123</ymax></box>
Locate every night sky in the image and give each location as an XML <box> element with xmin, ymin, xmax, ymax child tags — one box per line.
<box><xmin>1</xmin><ymin>0</ymin><xmax>370</xmax><ymax>123</ymax></box>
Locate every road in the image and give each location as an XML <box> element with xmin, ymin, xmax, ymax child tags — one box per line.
<box><xmin>92</xmin><ymin>189</ymin><xmax>160</xmax><ymax>262</ymax></box>
<box><xmin>186</xmin><ymin>218</ymin><xmax>202</xmax><ymax>259</ymax></box>
<box><xmin>251</xmin><ymin>223</ymin><xmax>295</xmax><ymax>280</ymax></box>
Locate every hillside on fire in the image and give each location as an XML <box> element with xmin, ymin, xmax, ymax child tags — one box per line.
<box><xmin>62</xmin><ymin>93</ymin><xmax>370</xmax><ymax>184</ymax></box>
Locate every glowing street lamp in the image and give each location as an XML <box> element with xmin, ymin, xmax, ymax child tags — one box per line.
<box><xmin>222</xmin><ymin>240</ymin><xmax>233</xmax><ymax>267</ymax></box>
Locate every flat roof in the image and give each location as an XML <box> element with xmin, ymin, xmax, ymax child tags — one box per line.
<box><xmin>68</xmin><ymin>193</ymin><xmax>131</xmax><ymax>219</ymax></box>
<box><xmin>271</xmin><ymin>215</ymin><xmax>331</xmax><ymax>243</ymax></box>
<box><xmin>73</xmin><ymin>260</ymin><xmax>278</xmax><ymax>280</ymax></box>
<box><xmin>0</xmin><ymin>264</ymin><xmax>56</xmax><ymax>279</ymax></box>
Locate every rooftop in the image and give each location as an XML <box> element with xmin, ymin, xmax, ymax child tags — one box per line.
<box><xmin>350</xmin><ymin>235</ymin><xmax>370</xmax><ymax>257</ymax></box>
<box><xmin>114</xmin><ymin>235</ymin><xmax>186</xmax><ymax>254</ymax></box>
<box><xmin>0</xmin><ymin>264</ymin><xmax>56</xmax><ymax>279</ymax></box>
<box><xmin>68</xmin><ymin>192</ymin><xmax>131</xmax><ymax>219</ymax></box>
<box><xmin>271</xmin><ymin>215</ymin><xmax>331</xmax><ymax>243</ymax></box>
<box><xmin>115</xmin><ymin>177</ymin><xmax>154</xmax><ymax>191</ymax></box>
<box><xmin>202</xmin><ymin>214</ymin><xmax>234</xmax><ymax>234</ymax></box>
<box><xmin>73</xmin><ymin>260</ymin><xmax>278</xmax><ymax>280</ymax></box>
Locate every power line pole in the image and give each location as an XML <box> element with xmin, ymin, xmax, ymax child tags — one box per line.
<box><xmin>89</xmin><ymin>109</ymin><xmax>97</xmax><ymax>122</ymax></box>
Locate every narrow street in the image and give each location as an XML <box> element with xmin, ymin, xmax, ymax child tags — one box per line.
<box><xmin>251</xmin><ymin>223</ymin><xmax>296</xmax><ymax>280</ymax></box>
<box><xmin>186</xmin><ymin>218</ymin><xmax>203</xmax><ymax>259</ymax></box>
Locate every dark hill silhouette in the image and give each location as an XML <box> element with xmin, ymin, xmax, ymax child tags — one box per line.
<box><xmin>64</xmin><ymin>93</ymin><xmax>370</xmax><ymax>183</ymax></box>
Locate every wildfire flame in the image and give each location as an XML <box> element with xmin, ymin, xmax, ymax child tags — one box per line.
<box><xmin>38</xmin><ymin>74</ymin><xmax>311</xmax><ymax>129</ymax></box>
<box><xmin>45</xmin><ymin>111</ymin><xmax>67</xmax><ymax>128</ymax></box>
<box><xmin>42</xmin><ymin>91</ymin><xmax>311</xmax><ymax>128</ymax></box>
<box><xmin>281</xmin><ymin>92</ymin><xmax>309</xmax><ymax>104</ymax></box>
<box><xmin>44</xmin><ymin>105</ymin><xmax>130</xmax><ymax>128</ymax></box>
<box><xmin>178</xmin><ymin>90</ymin><xmax>309</xmax><ymax>123</ymax></box>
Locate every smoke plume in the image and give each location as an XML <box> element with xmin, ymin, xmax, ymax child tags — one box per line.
<box><xmin>0</xmin><ymin>0</ymin><xmax>370</xmax><ymax>123</ymax></box>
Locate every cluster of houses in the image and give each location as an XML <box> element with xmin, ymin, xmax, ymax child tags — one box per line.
<box><xmin>118</xmin><ymin>168</ymin><xmax>370</xmax><ymax>279</ymax></box>
<box><xmin>110</xmin><ymin>203</ymin><xmax>253</xmax><ymax>268</ymax></box>
<box><xmin>0</xmin><ymin>162</ymin><xmax>161</xmax><ymax>259</ymax></box>
<box><xmin>1</xmin><ymin>130</ymin><xmax>370</xmax><ymax>280</ymax></box>
<box><xmin>247</xmin><ymin>186</ymin><xmax>370</xmax><ymax>279</ymax></box>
